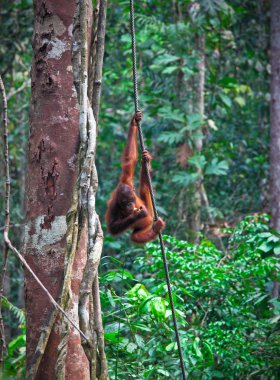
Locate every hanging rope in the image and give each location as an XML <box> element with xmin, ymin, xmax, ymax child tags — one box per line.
<box><xmin>129</xmin><ymin>2</ymin><xmax>187</xmax><ymax>379</ymax></box>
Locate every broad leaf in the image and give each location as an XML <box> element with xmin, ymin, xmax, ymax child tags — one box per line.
<box><xmin>205</xmin><ymin>158</ymin><xmax>229</xmax><ymax>175</ymax></box>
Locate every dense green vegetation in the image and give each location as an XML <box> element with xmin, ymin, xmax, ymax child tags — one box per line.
<box><xmin>1</xmin><ymin>0</ymin><xmax>279</xmax><ymax>379</ymax></box>
<box><xmin>101</xmin><ymin>216</ymin><xmax>279</xmax><ymax>378</ymax></box>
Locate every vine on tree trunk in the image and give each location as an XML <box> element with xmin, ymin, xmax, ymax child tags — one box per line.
<box><xmin>1</xmin><ymin>1</ymin><xmax>107</xmax><ymax>378</ymax></box>
<box><xmin>26</xmin><ymin>0</ymin><xmax>108</xmax><ymax>378</ymax></box>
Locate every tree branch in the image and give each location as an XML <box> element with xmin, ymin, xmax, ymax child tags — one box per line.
<box><xmin>6</xmin><ymin>79</ymin><xmax>30</xmax><ymax>101</ymax></box>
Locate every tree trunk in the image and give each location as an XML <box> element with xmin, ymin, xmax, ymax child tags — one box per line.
<box><xmin>270</xmin><ymin>0</ymin><xmax>280</xmax><ymax>230</ymax></box>
<box><xmin>189</xmin><ymin>34</ymin><xmax>205</xmax><ymax>243</ymax></box>
<box><xmin>270</xmin><ymin>0</ymin><xmax>280</xmax><ymax>300</ymax></box>
<box><xmin>24</xmin><ymin>0</ymin><xmax>93</xmax><ymax>378</ymax></box>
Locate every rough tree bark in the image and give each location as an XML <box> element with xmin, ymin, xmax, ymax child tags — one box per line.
<box><xmin>23</xmin><ymin>0</ymin><xmax>107</xmax><ymax>378</ymax></box>
<box><xmin>24</xmin><ymin>0</ymin><xmax>89</xmax><ymax>377</ymax></box>
<box><xmin>270</xmin><ymin>0</ymin><xmax>280</xmax><ymax>299</ymax></box>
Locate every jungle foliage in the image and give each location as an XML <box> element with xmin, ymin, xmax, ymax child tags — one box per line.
<box><xmin>101</xmin><ymin>216</ymin><xmax>279</xmax><ymax>379</ymax></box>
<box><xmin>1</xmin><ymin>0</ymin><xmax>279</xmax><ymax>379</ymax></box>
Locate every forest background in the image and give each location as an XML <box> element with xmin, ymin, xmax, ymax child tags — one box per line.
<box><xmin>0</xmin><ymin>0</ymin><xmax>279</xmax><ymax>379</ymax></box>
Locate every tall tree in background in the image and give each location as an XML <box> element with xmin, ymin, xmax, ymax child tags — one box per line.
<box><xmin>188</xmin><ymin>33</ymin><xmax>205</xmax><ymax>243</ymax></box>
<box><xmin>23</xmin><ymin>0</ymin><xmax>107</xmax><ymax>378</ymax></box>
<box><xmin>270</xmin><ymin>0</ymin><xmax>280</xmax><ymax>299</ymax></box>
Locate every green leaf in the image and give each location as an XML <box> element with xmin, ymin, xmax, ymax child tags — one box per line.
<box><xmin>105</xmin><ymin>322</ymin><xmax>125</xmax><ymax>333</ymax></box>
<box><xmin>188</xmin><ymin>154</ymin><xmax>207</xmax><ymax>170</ymax></box>
<box><xmin>258</xmin><ymin>241</ymin><xmax>274</xmax><ymax>253</ymax></box>
<box><xmin>158</xmin><ymin>106</ymin><xmax>185</xmax><ymax>122</ymax></box>
<box><xmin>254</xmin><ymin>294</ymin><xmax>268</xmax><ymax>305</ymax></box>
<box><xmin>162</xmin><ymin>66</ymin><xmax>178</xmax><ymax>74</ymax></box>
<box><xmin>104</xmin><ymin>332</ymin><xmax>122</xmax><ymax>344</ymax></box>
<box><xmin>166</xmin><ymin>342</ymin><xmax>176</xmax><ymax>352</ymax></box>
<box><xmin>103</xmin><ymin>270</ymin><xmax>134</xmax><ymax>282</ymax></box>
<box><xmin>211</xmin><ymin>371</ymin><xmax>225</xmax><ymax>378</ymax></box>
<box><xmin>139</xmin><ymin>295</ymin><xmax>157</xmax><ymax>313</ymax></box>
<box><xmin>150</xmin><ymin>297</ymin><xmax>166</xmax><ymax>320</ymax></box>
<box><xmin>130</xmin><ymin>323</ymin><xmax>151</xmax><ymax>332</ymax></box>
<box><xmin>158</xmin><ymin>131</ymin><xmax>183</xmax><ymax>145</ymax></box>
<box><xmin>185</xmin><ymin>113</ymin><xmax>204</xmax><ymax>130</ymax></box>
<box><xmin>202</xmin><ymin>0</ymin><xmax>229</xmax><ymax>15</ymax></box>
<box><xmin>126</xmin><ymin>342</ymin><xmax>138</xmax><ymax>353</ymax></box>
<box><xmin>234</xmin><ymin>96</ymin><xmax>246</xmax><ymax>107</ymax></box>
<box><xmin>120</xmin><ymin>34</ymin><xmax>132</xmax><ymax>43</ymax></box>
<box><xmin>218</xmin><ymin>77</ymin><xmax>237</xmax><ymax>86</ymax></box>
<box><xmin>126</xmin><ymin>284</ymin><xmax>150</xmax><ymax>301</ymax></box>
<box><xmin>172</xmin><ymin>172</ymin><xmax>200</xmax><ymax>187</ymax></box>
<box><xmin>267</xmin><ymin>234</ymin><xmax>280</xmax><ymax>243</ymax></box>
<box><xmin>135</xmin><ymin>334</ymin><xmax>145</xmax><ymax>348</ymax></box>
<box><xmin>193</xmin><ymin>337</ymin><xmax>203</xmax><ymax>358</ymax></box>
<box><xmin>153</xmin><ymin>53</ymin><xmax>180</xmax><ymax>66</ymax></box>
<box><xmin>157</xmin><ymin>369</ymin><xmax>170</xmax><ymax>376</ymax></box>
<box><xmin>106</xmin><ymin>289</ymin><xmax>116</xmax><ymax>307</ymax></box>
<box><xmin>270</xmin><ymin>315</ymin><xmax>280</xmax><ymax>323</ymax></box>
<box><xmin>2</xmin><ymin>296</ymin><xmax>25</xmax><ymax>325</ymax></box>
<box><xmin>182</xmin><ymin>66</ymin><xmax>195</xmax><ymax>75</ymax></box>
<box><xmin>257</xmin><ymin>232</ymin><xmax>273</xmax><ymax>238</ymax></box>
<box><xmin>8</xmin><ymin>335</ymin><xmax>26</xmax><ymax>353</ymax></box>
<box><xmin>191</xmin><ymin>130</ymin><xmax>204</xmax><ymax>141</ymax></box>
<box><xmin>205</xmin><ymin>158</ymin><xmax>229</xmax><ymax>176</ymax></box>
<box><xmin>219</xmin><ymin>93</ymin><xmax>232</xmax><ymax>107</ymax></box>
<box><xmin>274</xmin><ymin>244</ymin><xmax>280</xmax><ymax>255</ymax></box>
<box><xmin>178</xmin><ymin>286</ymin><xmax>194</xmax><ymax>297</ymax></box>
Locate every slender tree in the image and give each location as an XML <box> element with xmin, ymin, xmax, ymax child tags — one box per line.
<box><xmin>188</xmin><ymin>34</ymin><xmax>205</xmax><ymax>243</ymax></box>
<box><xmin>0</xmin><ymin>75</ymin><xmax>9</xmax><ymax>374</ymax></box>
<box><xmin>270</xmin><ymin>0</ymin><xmax>280</xmax><ymax>299</ymax></box>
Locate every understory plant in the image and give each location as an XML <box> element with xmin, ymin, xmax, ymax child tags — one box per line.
<box><xmin>102</xmin><ymin>215</ymin><xmax>280</xmax><ymax>379</ymax></box>
<box><xmin>2</xmin><ymin>297</ymin><xmax>26</xmax><ymax>379</ymax></box>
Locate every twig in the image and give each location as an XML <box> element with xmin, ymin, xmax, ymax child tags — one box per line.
<box><xmin>0</xmin><ymin>223</ymin><xmax>23</xmax><ymax>231</ymax></box>
<box><xmin>5</xmin><ymin>238</ymin><xmax>88</xmax><ymax>343</ymax></box>
<box><xmin>200</xmin><ymin>298</ymin><xmax>211</xmax><ymax>327</ymax></box>
<box><xmin>248</xmin><ymin>366</ymin><xmax>275</xmax><ymax>378</ymax></box>
<box><xmin>6</xmin><ymin>79</ymin><xmax>30</xmax><ymax>101</ymax></box>
<box><xmin>217</xmin><ymin>253</ymin><xmax>230</xmax><ymax>267</ymax></box>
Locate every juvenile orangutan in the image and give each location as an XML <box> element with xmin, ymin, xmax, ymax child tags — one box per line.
<box><xmin>105</xmin><ymin>111</ymin><xmax>165</xmax><ymax>243</ymax></box>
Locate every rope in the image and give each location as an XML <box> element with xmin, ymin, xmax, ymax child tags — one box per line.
<box><xmin>129</xmin><ymin>2</ymin><xmax>187</xmax><ymax>379</ymax></box>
